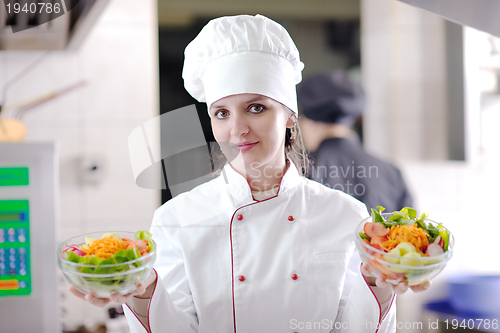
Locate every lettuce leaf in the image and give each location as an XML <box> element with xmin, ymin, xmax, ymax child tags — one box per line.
<box><xmin>134</xmin><ymin>230</ymin><xmax>154</xmax><ymax>251</ymax></box>
<box><xmin>65</xmin><ymin>248</ymin><xmax>142</xmax><ymax>275</ymax></box>
<box><xmin>64</xmin><ymin>250</ymin><xmax>83</xmax><ymax>263</ymax></box>
<box><xmin>359</xmin><ymin>232</ymin><xmax>371</xmax><ymax>241</ymax></box>
<box><xmin>370</xmin><ymin>207</ymin><xmax>385</xmax><ymax>223</ymax></box>
<box><xmin>373</xmin><ymin>206</ymin><xmax>446</xmax><ymax>246</ymax></box>
<box><xmin>438</xmin><ymin>225</ymin><xmax>450</xmax><ymax>251</ymax></box>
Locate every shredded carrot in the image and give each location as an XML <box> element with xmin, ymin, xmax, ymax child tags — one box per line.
<box><xmin>82</xmin><ymin>236</ymin><xmax>129</xmax><ymax>259</ymax></box>
<box><xmin>382</xmin><ymin>223</ymin><xmax>429</xmax><ymax>253</ymax></box>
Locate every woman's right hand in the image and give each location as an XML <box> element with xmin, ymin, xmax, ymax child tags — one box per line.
<box><xmin>68</xmin><ymin>269</ymin><xmax>157</xmax><ymax>308</ymax></box>
<box><xmin>361</xmin><ymin>263</ymin><xmax>430</xmax><ymax>294</ymax></box>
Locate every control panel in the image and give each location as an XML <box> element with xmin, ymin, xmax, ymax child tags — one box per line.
<box><xmin>0</xmin><ymin>199</ymin><xmax>31</xmax><ymax>296</ymax></box>
<box><xmin>0</xmin><ymin>143</ymin><xmax>59</xmax><ymax>332</ymax></box>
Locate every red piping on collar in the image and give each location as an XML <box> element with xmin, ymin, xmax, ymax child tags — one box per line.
<box><xmin>360</xmin><ymin>264</ymin><xmax>395</xmax><ymax>333</ymax></box>
<box><xmin>147</xmin><ymin>268</ymin><xmax>158</xmax><ymax>332</ymax></box>
<box><xmin>230</xmin><ymin>211</ymin><xmax>237</xmax><ymax>333</ymax></box>
<box><xmin>360</xmin><ymin>268</ymin><xmax>382</xmax><ymax>332</ymax></box>
<box><xmin>381</xmin><ymin>293</ymin><xmax>396</xmax><ymax>323</ymax></box>
<box><xmin>228</xmin><ymin>160</ymin><xmax>292</xmax><ymax>331</ymax></box>
<box><xmin>124</xmin><ymin>303</ymin><xmax>149</xmax><ymax>332</ymax></box>
<box><xmin>124</xmin><ymin>268</ymin><xmax>158</xmax><ymax>333</ymax></box>
<box><xmin>229</xmin><ymin>193</ymin><xmax>288</xmax><ymax>332</ymax></box>
<box><xmin>228</xmin><ymin>161</ymin><xmax>291</xmax><ymax>201</ymax></box>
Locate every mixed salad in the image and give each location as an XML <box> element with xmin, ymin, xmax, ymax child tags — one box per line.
<box><xmin>60</xmin><ymin>231</ymin><xmax>155</xmax><ymax>296</ymax></box>
<box><xmin>358</xmin><ymin>206</ymin><xmax>452</xmax><ymax>284</ymax></box>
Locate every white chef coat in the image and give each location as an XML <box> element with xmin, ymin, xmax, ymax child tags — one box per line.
<box><xmin>124</xmin><ymin>162</ymin><xmax>396</xmax><ymax>333</ymax></box>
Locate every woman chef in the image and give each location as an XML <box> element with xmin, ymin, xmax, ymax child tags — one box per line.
<box><xmin>69</xmin><ymin>14</ymin><xmax>429</xmax><ymax>332</ymax></box>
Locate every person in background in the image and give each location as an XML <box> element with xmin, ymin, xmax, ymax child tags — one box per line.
<box><xmin>297</xmin><ymin>70</ymin><xmax>413</xmax><ymax>213</ymax></box>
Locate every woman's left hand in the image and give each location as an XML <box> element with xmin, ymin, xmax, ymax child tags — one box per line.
<box><xmin>361</xmin><ymin>263</ymin><xmax>431</xmax><ymax>294</ymax></box>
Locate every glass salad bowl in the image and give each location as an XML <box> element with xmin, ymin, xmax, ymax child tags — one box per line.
<box><xmin>57</xmin><ymin>231</ymin><xmax>156</xmax><ymax>298</ymax></box>
<box><xmin>355</xmin><ymin>212</ymin><xmax>454</xmax><ymax>286</ymax></box>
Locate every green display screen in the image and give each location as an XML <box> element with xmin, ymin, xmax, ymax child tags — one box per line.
<box><xmin>0</xmin><ymin>167</ymin><xmax>29</xmax><ymax>187</ymax></box>
<box><xmin>0</xmin><ymin>200</ymin><xmax>31</xmax><ymax>297</ymax></box>
<box><xmin>0</xmin><ymin>214</ymin><xmax>23</xmax><ymax>222</ymax></box>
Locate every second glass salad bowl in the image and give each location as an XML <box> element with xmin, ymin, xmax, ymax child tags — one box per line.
<box><xmin>355</xmin><ymin>213</ymin><xmax>454</xmax><ymax>286</ymax></box>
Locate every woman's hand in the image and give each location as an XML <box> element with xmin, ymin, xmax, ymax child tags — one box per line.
<box><xmin>68</xmin><ymin>270</ymin><xmax>157</xmax><ymax>307</ymax></box>
<box><xmin>361</xmin><ymin>263</ymin><xmax>430</xmax><ymax>294</ymax></box>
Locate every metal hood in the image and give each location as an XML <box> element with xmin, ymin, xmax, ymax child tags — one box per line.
<box><xmin>397</xmin><ymin>0</ymin><xmax>500</xmax><ymax>37</ymax></box>
<box><xmin>0</xmin><ymin>0</ymin><xmax>110</xmax><ymax>50</ymax></box>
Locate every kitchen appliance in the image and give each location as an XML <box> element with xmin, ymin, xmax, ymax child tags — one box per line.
<box><xmin>0</xmin><ymin>143</ymin><xmax>59</xmax><ymax>333</ymax></box>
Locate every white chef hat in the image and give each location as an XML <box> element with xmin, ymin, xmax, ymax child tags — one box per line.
<box><xmin>182</xmin><ymin>14</ymin><xmax>305</xmax><ymax>114</ymax></box>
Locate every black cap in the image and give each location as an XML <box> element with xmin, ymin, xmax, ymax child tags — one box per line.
<box><xmin>297</xmin><ymin>70</ymin><xmax>365</xmax><ymax>125</ymax></box>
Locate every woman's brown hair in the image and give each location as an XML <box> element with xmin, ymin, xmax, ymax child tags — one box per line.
<box><xmin>284</xmin><ymin>109</ymin><xmax>311</xmax><ymax>177</ymax></box>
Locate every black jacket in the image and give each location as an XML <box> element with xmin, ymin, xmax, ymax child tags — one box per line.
<box><xmin>307</xmin><ymin>137</ymin><xmax>413</xmax><ymax>213</ymax></box>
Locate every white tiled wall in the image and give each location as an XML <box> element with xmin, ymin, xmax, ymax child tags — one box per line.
<box><xmin>1</xmin><ymin>0</ymin><xmax>160</xmax><ymax>330</ymax></box>
<box><xmin>361</xmin><ymin>0</ymin><xmax>448</xmax><ymax>162</ymax></box>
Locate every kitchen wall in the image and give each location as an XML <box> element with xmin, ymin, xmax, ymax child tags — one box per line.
<box><xmin>362</xmin><ymin>1</ymin><xmax>500</xmax><ymax>332</ymax></box>
<box><xmin>0</xmin><ymin>0</ymin><xmax>160</xmax><ymax>330</ymax></box>
<box><xmin>361</xmin><ymin>0</ymin><xmax>448</xmax><ymax>162</ymax></box>
<box><xmin>396</xmin><ymin>28</ymin><xmax>500</xmax><ymax>332</ymax></box>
